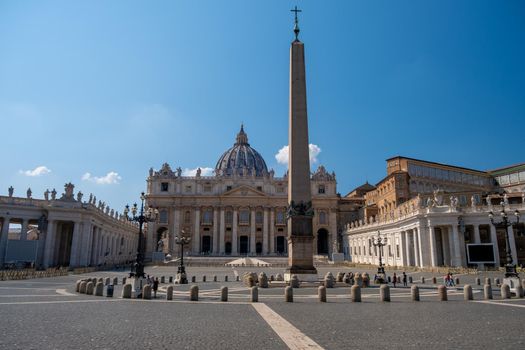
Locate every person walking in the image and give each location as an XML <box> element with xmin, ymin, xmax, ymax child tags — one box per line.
<box><xmin>392</xmin><ymin>272</ymin><xmax>397</xmax><ymax>288</ymax></box>
<box><xmin>402</xmin><ymin>272</ymin><xmax>407</xmax><ymax>287</ymax></box>
<box><xmin>153</xmin><ymin>277</ymin><xmax>159</xmax><ymax>298</ymax></box>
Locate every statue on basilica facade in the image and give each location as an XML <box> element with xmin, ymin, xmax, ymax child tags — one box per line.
<box><xmin>44</xmin><ymin>189</ymin><xmax>50</xmax><ymax>201</ymax></box>
<box><xmin>77</xmin><ymin>191</ymin><xmax>83</xmax><ymax>202</ymax></box>
<box><xmin>196</xmin><ymin>167</ymin><xmax>201</xmax><ymax>177</ymax></box>
<box><xmin>51</xmin><ymin>188</ymin><xmax>57</xmax><ymax>200</ymax></box>
<box><xmin>26</xmin><ymin>188</ymin><xmax>32</xmax><ymax>199</ymax></box>
<box><xmin>149</xmin><ymin>167</ymin><xmax>154</xmax><ymax>177</ymax></box>
<box><xmin>8</xmin><ymin>186</ymin><xmax>14</xmax><ymax>197</ymax></box>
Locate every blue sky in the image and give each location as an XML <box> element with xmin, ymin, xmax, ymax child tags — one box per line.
<box><xmin>1</xmin><ymin>1</ymin><xmax>524</xmax><ymax>211</ymax></box>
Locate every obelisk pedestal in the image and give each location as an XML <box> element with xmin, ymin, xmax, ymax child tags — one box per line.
<box><xmin>284</xmin><ymin>9</ymin><xmax>318</xmax><ymax>282</ymax></box>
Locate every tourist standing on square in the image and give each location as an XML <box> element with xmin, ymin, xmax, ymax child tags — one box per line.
<box><xmin>392</xmin><ymin>272</ymin><xmax>397</xmax><ymax>287</ymax></box>
<box><xmin>402</xmin><ymin>272</ymin><xmax>407</xmax><ymax>287</ymax></box>
<box><xmin>153</xmin><ymin>277</ymin><xmax>159</xmax><ymax>298</ymax></box>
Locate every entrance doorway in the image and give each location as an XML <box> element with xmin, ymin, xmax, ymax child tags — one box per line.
<box><xmin>201</xmin><ymin>236</ymin><xmax>211</xmax><ymax>254</ymax></box>
<box><xmin>317</xmin><ymin>229</ymin><xmax>329</xmax><ymax>255</ymax></box>
<box><xmin>225</xmin><ymin>242</ymin><xmax>232</xmax><ymax>255</ymax></box>
<box><xmin>239</xmin><ymin>236</ymin><xmax>249</xmax><ymax>254</ymax></box>
<box><xmin>276</xmin><ymin>236</ymin><xmax>286</xmax><ymax>254</ymax></box>
<box><xmin>256</xmin><ymin>242</ymin><xmax>262</xmax><ymax>255</ymax></box>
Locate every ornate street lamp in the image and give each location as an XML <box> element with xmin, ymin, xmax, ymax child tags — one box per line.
<box><xmin>372</xmin><ymin>231</ymin><xmax>388</xmax><ymax>283</ymax></box>
<box><xmin>174</xmin><ymin>231</ymin><xmax>191</xmax><ymax>284</ymax></box>
<box><xmin>123</xmin><ymin>192</ymin><xmax>158</xmax><ymax>296</ymax></box>
<box><xmin>488</xmin><ymin>201</ymin><xmax>520</xmax><ymax>279</ymax></box>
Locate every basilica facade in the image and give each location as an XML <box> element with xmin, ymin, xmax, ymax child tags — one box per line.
<box><xmin>145</xmin><ymin>125</ymin><xmax>339</xmax><ymax>259</ymax></box>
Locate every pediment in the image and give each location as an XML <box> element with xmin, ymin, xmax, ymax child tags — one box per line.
<box><xmin>222</xmin><ymin>185</ymin><xmax>267</xmax><ymax>197</ymax></box>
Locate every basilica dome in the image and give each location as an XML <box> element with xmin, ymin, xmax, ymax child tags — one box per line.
<box><xmin>215</xmin><ymin>125</ymin><xmax>268</xmax><ymax>177</ymax></box>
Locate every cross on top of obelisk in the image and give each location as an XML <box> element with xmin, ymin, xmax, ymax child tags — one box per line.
<box><xmin>291</xmin><ymin>6</ymin><xmax>302</xmax><ymax>40</ymax></box>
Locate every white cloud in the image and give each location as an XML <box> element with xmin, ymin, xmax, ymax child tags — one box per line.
<box><xmin>182</xmin><ymin>167</ymin><xmax>214</xmax><ymax>176</ymax></box>
<box><xmin>275</xmin><ymin>144</ymin><xmax>321</xmax><ymax>166</ymax></box>
<box><xmin>82</xmin><ymin>171</ymin><xmax>122</xmax><ymax>185</ymax></box>
<box><xmin>19</xmin><ymin>166</ymin><xmax>51</xmax><ymax>177</ymax></box>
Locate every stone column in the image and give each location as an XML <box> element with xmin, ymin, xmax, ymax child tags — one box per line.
<box><xmin>193</xmin><ymin>208</ymin><xmax>200</xmax><ymax>254</ymax></box>
<box><xmin>400</xmin><ymin>231</ymin><xmax>407</xmax><ymax>266</ymax></box>
<box><xmin>232</xmin><ymin>208</ymin><xmax>238</xmax><ymax>255</ymax></box>
<box><xmin>172</xmin><ymin>208</ymin><xmax>180</xmax><ymax>253</ymax></box>
<box><xmin>263</xmin><ymin>208</ymin><xmax>269</xmax><ymax>255</ymax></box>
<box><xmin>489</xmin><ymin>224</ymin><xmax>501</xmax><ymax>267</ymax></box>
<box><xmin>451</xmin><ymin>225</ymin><xmax>461</xmax><ymax>267</ymax></box>
<box><xmin>250</xmin><ymin>209</ymin><xmax>256</xmax><ymax>254</ymax></box>
<box><xmin>0</xmin><ymin>217</ymin><xmax>11</xmax><ymax>265</ymax></box>
<box><xmin>219</xmin><ymin>208</ymin><xmax>225</xmax><ymax>254</ymax></box>
<box><xmin>426</xmin><ymin>226</ymin><xmax>437</xmax><ymax>267</ymax></box>
<box><xmin>79</xmin><ymin>222</ymin><xmax>92</xmax><ymax>266</ymax></box>
<box><xmin>405</xmin><ymin>231</ymin><xmax>412</xmax><ymax>266</ymax></box>
<box><xmin>43</xmin><ymin>220</ymin><xmax>56</xmax><ymax>268</ymax></box>
<box><xmin>212</xmin><ymin>208</ymin><xmax>219</xmax><ymax>254</ymax></box>
<box><xmin>417</xmin><ymin>227</ymin><xmax>425</xmax><ymax>267</ymax></box>
<box><xmin>507</xmin><ymin>225</ymin><xmax>518</xmax><ymax>266</ymax></box>
<box><xmin>20</xmin><ymin>219</ymin><xmax>28</xmax><ymax>241</ymax></box>
<box><xmin>473</xmin><ymin>224</ymin><xmax>481</xmax><ymax>243</ymax></box>
<box><xmin>413</xmin><ymin>229</ymin><xmax>420</xmax><ymax>267</ymax></box>
<box><xmin>269</xmin><ymin>209</ymin><xmax>275</xmax><ymax>254</ymax></box>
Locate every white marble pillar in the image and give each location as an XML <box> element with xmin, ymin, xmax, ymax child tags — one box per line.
<box><xmin>413</xmin><ymin>229</ymin><xmax>420</xmax><ymax>267</ymax></box>
<box><xmin>79</xmin><ymin>222</ymin><xmax>92</xmax><ymax>266</ymax></box>
<box><xmin>507</xmin><ymin>225</ymin><xmax>518</xmax><ymax>266</ymax></box>
<box><xmin>43</xmin><ymin>220</ymin><xmax>56</xmax><ymax>268</ymax></box>
<box><xmin>212</xmin><ymin>208</ymin><xmax>219</xmax><ymax>254</ymax></box>
<box><xmin>269</xmin><ymin>209</ymin><xmax>275</xmax><ymax>254</ymax></box>
<box><xmin>417</xmin><ymin>227</ymin><xmax>425</xmax><ymax>267</ymax></box>
<box><xmin>0</xmin><ymin>217</ymin><xmax>11</xmax><ymax>265</ymax></box>
<box><xmin>20</xmin><ymin>219</ymin><xmax>28</xmax><ymax>241</ymax></box>
<box><xmin>232</xmin><ymin>208</ymin><xmax>238</xmax><ymax>255</ymax></box>
<box><xmin>473</xmin><ymin>224</ymin><xmax>481</xmax><ymax>243</ymax></box>
<box><xmin>263</xmin><ymin>208</ymin><xmax>269</xmax><ymax>255</ymax></box>
<box><xmin>489</xmin><ymin>224</ymin><xmax>501</xmax><ymax>267</ymax></box>
<box><xmin>428</xmin><ymin>226</ymin><xmax>438</xmax><ymax>267</ymax></box>
<box><xmin>193</xmin><ymin>208</ymin><xmax>200</xmax><ymax>254</ymax></box>
<box><xmin>250</xmin><ymin>209</ymin><xmax>256</xmax><ymax>254</ymax></box>
<box><xmin>451</xmin><ymin>225</ymin><xmax>461</xmax><ymax>267</ymax></box>
<box><xmin>219</xmin><ymin>208</ymin><xmax>225</xmax><ymax>254</ymax></box>
<box><xmin>400</xmin><ymin>231</ymin><xmax>407</xmax><ymax>266</ymax></box>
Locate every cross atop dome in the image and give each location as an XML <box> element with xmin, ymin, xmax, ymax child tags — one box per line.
<box><xmin>235</xmin><ymin>124</ymin><xmax>249</xmax><ymax>145</ymax></box>
<box><xmin>291</xmin><ymin>6</ymin><xmax>302</xmax><ymax>41</ymax></box>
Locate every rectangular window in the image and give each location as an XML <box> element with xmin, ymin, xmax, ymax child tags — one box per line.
<box><xmin>239</xmin><ymin>210</ymin><xmax>249</xmax><ymax>224</ymax></box>
<box><xmin>225</xmin><ymin>211</ymin><xmax>233</xmax><ymax>224</ymax></box>
<box><xmin>202</xmin><ymin>210</ymin><xmax>213</xmax><ymax>224</ymax></box>
<box><xmin>159</xmin><ymin>210</ymin><xmax>168</xmax><ymax>224</ymax></box>
<box><xmin>161</xmin><ymin>182</ymin><xmax>169</xmax><ymax>192</ymax></box>
<box><xmin>318</xmin><ymin>185</ymin><xmax>325</xmax><ymax>194</ymax></box>
<box><xmin>256</xmin><ymin>211</ymin><xmax>263</xmax><ymax>224</ymax></box>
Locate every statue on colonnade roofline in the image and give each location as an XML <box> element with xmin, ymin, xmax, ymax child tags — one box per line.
<box><xmin>88</xmin><ymin>193</ymin><xmax>93</xmax><ymax>204</ymax></box>
<box><xmin>149</xmin><ymin>167</ymin><xmax>154</xmax><ymax>177</ymax></box>
<box><xmin>51</xmin><ymin>188</ymin><xmax>57</xmax><ymax>200</ymax></box>
<box><xmin>196</xmin><ymin>167</ymin><xmax>201</xmax><ymax>177</ymax></box>
<box><xmin>8</xmin><ymin>186</ymin><xmax>14</xmax><ymax>197</ymax></box>
<box><xmin>63</xmin><ymin>182</ymin><xmax>75</xmax><ymax>200</ymax></box>
<box><xmin>176</xmin><ymin>167</ymin><xmax>182</xmax><ymax>177</ymax></box>
<box><xmin>433</xmin><ymin>189</ymin><xmax>443</xmax><ymax>206</ymax></box>
<box><xmin>26</xmin><ymin>188</ymin><xmax>32</xmax><ymax>199</ymax></box>
<box><xmin>44</xmin><ymin>189</ymin><xmax>50</xmax><ymax>201</ymax></box>
<box><xmin>77</xmin><ymin>191</ymin><xmax>83</xmax><ymax>202</ymax></box>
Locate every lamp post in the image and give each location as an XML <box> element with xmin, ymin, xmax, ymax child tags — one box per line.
<box><xmin>123</xmin><ymin>192</ymin><xmax>158</xmax><ymax>295</ymax></box>
<box><xmin>174</xmin><ymin>232</ymin><xmax>191</xmax><ymax>284</ymax></box>
<box><xmin>372</xmin><ymin>231</ymin><xmax>387</xmax><ymax>283</ymax></box>
<box><xmin>488</xmin><ymin>201</ymin><xmax>520</xmax><ymax>279</ymax></box>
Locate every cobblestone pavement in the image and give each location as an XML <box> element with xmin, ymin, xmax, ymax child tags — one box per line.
<box><xmin>0</xmin><ymin>266</ymin><xmax>524</xmax><ymax>349</ymax></box>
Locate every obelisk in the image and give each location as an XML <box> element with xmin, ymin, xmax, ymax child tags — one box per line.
<box><xmin>285</xmin><ymin>7</ymin><xmax>317</xmax><ymax>281</ymax></box>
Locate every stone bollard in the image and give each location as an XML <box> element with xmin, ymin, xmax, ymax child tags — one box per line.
<box><xmin>113</xmin><ymin>277</ymin><xmax>118</xmax><ymax>286</ymax></box>
<box><xmin>494</xmin><ymin>278</ymin><xmax>500</xmax><ymax>286</ymax></box>
<box><xmin>98</xmin><ymin>277</ymin><xmax>103</xmax><ymax>284</ymax></box>
<box><xmin>105</xmin><ymin>277</ymin><xmax>110</xmax><ymax>286</ymax></box>
<box><xmin>166</xmin><ymin>286</ymin><xmax>173</xmax><ymax>301</ymax></box>
<box><xmin>95</xmin><ymin>282</ymin><xmax>104</xmax><ymax>296</ymax></box>
<box><xmin>76</xmin><ymin>280</ymin><xmax>82</xmax><ymax>293</ymax></box>
<box><xmin>251</xmin><ymin>286</ymin><xmax>258</xmax><ymax>302</ymax></box>
<box><xmin>122</xmin><ymin>277</ymin><xmax>127</xmax><ymax>285</ymax></box>
<box><xmin>160</xmin><ymin>276</ymin><xmax>165</xmax><ymax>284</ymax></box>
<box><xmin>455</xmin><ymin>277</ymin><xmax>460</xmax><ymax>285</ymax></box>
<box><xmin>438</xmin><ymin>285</ymin><xmax>447</xmax><ymax>301</ymax></box>
<box><xmin>380</xmin><ymin>284</ymin><xmax>390</xmax><ymax>302</ymax></box>
<box><xmin>475</xmin><ymin>277</ymin><xmax>480</xmax><ymax>286</ymax></box>
<box><xmin>485</xmin><ymin>277</ymin><xmax>491</xmax><ymax>286</ymax></box>
<box><xmin>501</xmin><ymin>284</ymin><xmax>511</xmax><ymax>299</ymax></box>
<box><xmin>421</xmin><ymin>277</ymin><xmax>425</xmax><ymax>284</ymax></box>
<box><xmin>86</xmin><ymin>282</ymin><xmax>94</xmax><ymax>295</ymax></box>
<box><xmin>515</xmin><ymin>284</ymin><xmax>524</xmax><ymax>298</ymax></box>
<box><xmin>142</xmin><ymin>285</ymin><xmax>152</xmax><ymax>300</ymax></box>
<box><xmin>169</xmin><ymin>276</ymin><xmax>173</xmax><ymax>284</ymax></box>
<box><xmin>121</xmin><ymin>283</ymin><xmax>131</xmax><ymax>298</ymax></box>
<box><xmin>351</xmin><ymin>285</ymin><xmax>361</xmax><ymax>302</ymax></box>
<box><xmin>225</xmin><ymin>276</ymin><xmax>228</xmax><ymax>282</ymax></box>
<box><xmin>190</xmin><ymin>285</ymin><xmax>199</xmax><ymax>301</ymax></box>
<box><xmin>464</xmin><ymin>285</ymin><xmax>473</xmax><ymax>301</ymax></box>
<box><xmin>432</xmin><ymin>277</ymin><xmax>437</xmax><ymax>284</ymax></box>
<box><xmin>484</xmin><ymin>284</ymin><xmax>493</xmax><ymax>300</ymax></box>
<box><xmin>221</xmin><ymin>286</ymin><xmax>228</xmax><ymax>302</ymax></box>
<box><xmin>191</xmin><ymin>276</ymin><xmax>196</xmax><ymax>283</ymax></box>
<box><xmin>411</xmin><ymin>285</ymin><xmax>420</xmax><ymax>301</ymax></box>
<box><xmin>213</xmin><ymin>275</ymin><xmax>217</xmax><ymax>282</ymax></box>
<box><xmin>285</xmin><ymin>286</ymin><xmax>293</xmax><ymax>302</ymax></box>
<box><xmin>259</xmin><ymin>272</ymin><xmax>269</xmax><ymax>288</ymax></box>
<box><xmin>408</xmin><ymin>276</ymin><xmax>413</xmax><ymax>284</ymax></box>
<box><xmin>324</xmin><ymin>272</ymin><xmax>335</xmax><ymax>288</ymax></box>
<box><xmin>79</xmin><ymin>281</ymin><xmax>87</xmax><ymax>294</ymax></box>
<box><xmin>290</xmin><ymin>275</ymin><xmax>300</xmax><ymax>288</ymax></box>
<box><xmin>318</xmin><ymin>286</ymin><xmax>326</xmax><ymax>302</ymax></box>
<box><xmin>247</xmin><ymin>276</ymin><xmax>255</xmax><ymax>288</ymax></box>
<box><xmin>202</xmin><ymin>275</ymin><xmax>206</xmax><ymax>282</ymax></box>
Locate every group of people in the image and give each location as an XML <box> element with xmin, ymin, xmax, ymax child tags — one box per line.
<box><xmin>444</xmin><ymin>272</ymin><xmax>456</xmax><ymax>287</ymax></box>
